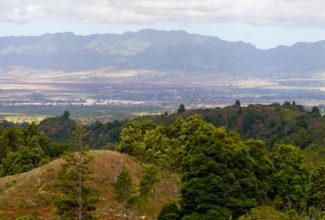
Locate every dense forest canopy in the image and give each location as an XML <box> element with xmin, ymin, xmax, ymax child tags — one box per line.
<box><xmin>23</xmin><ymin>101</ymin><xmax>324</xmax><ymax>152</ymax></box>
<box><xmin>0</xmin><ymin>102</ymin><xmax>324</xmax><ymax>219</ymax></box>
<box><xmin>116</xmin><ymin>114</ymin><xmax>316</xmax><ymax>219</ymax></box>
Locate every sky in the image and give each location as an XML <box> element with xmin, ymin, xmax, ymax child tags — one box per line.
<box><xmin>2</xmin><ymin>0</ymin><xmax>325</xmax><ymax>49</ymax></box>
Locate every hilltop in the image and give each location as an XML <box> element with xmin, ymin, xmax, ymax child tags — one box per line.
<box><xmin>0</xmin><ymin>150</ymin><xmax>179</xmax><ymax>219</ymax></box>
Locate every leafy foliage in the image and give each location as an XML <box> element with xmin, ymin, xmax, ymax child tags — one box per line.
<box><xmin>270</xmin><ymin>144</ymin><xmax>309</xmax><ymax>210</ymax></box>
<box><xmin>307</xmin><ymin>162</ymin><xmax>325</xmax><ymax>213</ymax></box>
<box><xmin>38</xmin><ymin>104</ymin><xmax>325</xmax><ymax>153</ymax></box>
<box><xmin>38</xmin><ymin>111</ymin><xmax>76</xmax><ymax>144</ymax></box>
<box><xmin>0</xmin><ymin>123</ymin><xmax>56</xmax><ymax>176</ymax></box>
<box><xmin>158</xmin><ymin>202</ymin><xmax>181</xmax><ymax>220</ymax></box>
<box><xmin>2</xmin><ymin>145</ymin><xmax>49</xmax><ymax>175</ymax></box>
<box><xmin>54</xmin><ymin>125</ymin><xmax>99</xmax><ymax>220</ymax></box>
<box><xmin>85</xmin><ymin>120</ymin><xmax>124</xmax><ymax>148</ymax></box>
<box><xmin>151</xmin><ymin>102</ymin><xmax>322</xmax><ymax>150</ymax></box>
<box><xmin>239</xmin><ymin>206</ymin><xmax>304</xmax><ymax>220</ymax></box>
<box><xmin>139</xmin><ymin>165</ymin><xmax>159</xmax><ymax>198</ymax></box>
<box><xmin>112</xmin><ymin>169</ymin><xmax>137</xmax><ymax>217</ymax></box>
<box><xmin>120</xmin><ymin>115</ymin><xmax>312</xmax><ymax>219</ymax></box>
<box><xmin>180</xmin><ymin>115</ymin><xmax>261</xmax><ymax>218</ymax></box>
<box><xmin>117</xmin><ymin>119</ymin><xmax>184</xmax><ymax>170</ymax></box>
<box><xmin>0</xmin><ymin>104</ymin><xmax>322</xmax><ymax>218</ymax></box>
<box><xmin>138</xmin><ymin>165</ymin><xmax>159</xmax><ymax>219</ymax></box>
<box><xmin>177</xmin><ymin>104</ymin><xmax>186</xmax><ymax>114</ymax></box>
<box><xmin>54</xmin><ymin>152</ymin><xmax>99</xmax><ymax>219</ymax></box>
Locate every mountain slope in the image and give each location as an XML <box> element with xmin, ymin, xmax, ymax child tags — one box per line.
<box><xmin>0</xmin><ymin>150</ymin><xmax>179</xmax><ymax>219</ymax></box>
<box><xmin>1</xmin><ymin>29</ymin><xmax>325</xmax><ymax>77</ymax></box>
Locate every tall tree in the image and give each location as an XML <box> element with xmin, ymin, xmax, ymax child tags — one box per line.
<box><xmin>245</xmin><ymin>140</ymin><xmax>274</xmax><ymax>203</ymax></box>
<box><xmin>179</xmin><ymin>115</ymin><xmax>261</xmax><ymax>219</ymax></box>
<box><xmin>235</xmin><ymin>99</ymin><xmax>241</xmax><ymax>107</ymax></box>
<box><xmin>177</xmin><ymin>104</ymin><xmax>186</xmax><ymax>114</ymax></box>
<box><xmin>54</xmin><ymin>125</ymin><xmax>99</xmax><ymax>220</ymax></box>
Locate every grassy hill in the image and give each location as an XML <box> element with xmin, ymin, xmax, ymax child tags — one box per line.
<box><xmin>0</xmin><ymin>150</ymin><xmax>179</xmax><ymax>219</ymax></box>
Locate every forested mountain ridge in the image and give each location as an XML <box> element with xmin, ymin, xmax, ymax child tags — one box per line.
<box><xmin>2</xmin><ymin>29</ymin><xmax>325</xmax><ymax>77</ymax></box>
<box><xmin>35</xmin><ymin>102</ymin><xmax>325</xmax><ymax>153</ymax></box>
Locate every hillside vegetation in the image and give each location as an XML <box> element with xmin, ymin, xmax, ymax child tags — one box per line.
<box><xmin>0</xmin><ymin>102</ymin><xmax>324</xmax><ymax>219</ymax></box>
<box><xmin>0</xmin><ymin>150</ymin><xmax>179</xmax><ymax>219</ymax></box>
<box><xmin>37</xmin><ymin>102</ymin><xmax>325</xmax><ymax>151</ymax></box>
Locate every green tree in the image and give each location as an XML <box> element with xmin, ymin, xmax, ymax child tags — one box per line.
<box><xmin>271</xmin><ymin>144</ymin><xmax>309</xmax><ymax>210</ymax></box>
<box><xmin>54</xmin><ymin>125</ymin><xmax>99</xmax><ymax>220</ymax></box>
<box><xmin>177</xmin><ymin>104</ymin><xmax>186</xmax><ymax>114</ymax></box>
<box><xmin>6</xmin><ymin>127</ymin><xmax>26</xmax><ymax>152</ymax></box>
<box><xmin>245</xmin><ymin>140</ymin><xmax>274</xmax><ymax>202</ymax></box>
<box><xmin>239</xmin><ymin>206</ymin><xmax>304</xmax><ymax>220</ymax></box>
<box><xmin>158</xmin><ymin>202</ymin><xmax>181</xmax><ymax>220</ymax></box>
<box><xmin>180</xmin><ymin>115</ymin><xmax>261</xmax><ymax>219</ymax></box>
<box><xmin>54</xmin><ymin>152</ymin><xmax>99</xmax><ymax>220</ymax></box>
<box><xmin>0</xmin><ymin>123</ymin><xmax>54</xmax><ymax>176</ymax></box>
<box><xmin>63</xmin><ymin>110</ymin><xmax>70</xmax><ymax>120</ymax></box>
<box><xmin>117</xmin><ymin>124</ymin><xmax>143</xmax><ymax>154</ymax></box>
<box><xmin>117</xmin><ymin>120</ymin><xmax>156</xmax><ymax>155</ymax></box>
<box><xmin>38</xmin><ymin>111</ymin><xmax>77</xmax><ymax>144</ymax></box>
<box><xmin>311</xmin><ymin>106</ymin><xmax>320</xmax><ymax>117</ymax></box>
<box><xmin>307</xmin><ymin>162</ymin><xmax>325</xmax><ymax>215</ymax></box>
<box><xmin>2</xmin><ymin>145</ymin><xmax>49</xmax><ymax>175</ymax></box>
<box><xmin>141</xmin><ymin>128</ymin><xmax>182</xmax><ymax>170</ymax></box>
<box><xmin>293</xmin><ymin>128</ymin><xmax>312</xmax><ymax>149</ymax></box>
<box><xmin>112</xmin><ymin>169</ymin><xmax>136</xmax><ymax>219</ymax></box>
<box><xmin>1</xmin><ymin>126</ymin><xmax>51</xmax><ymax>176</ymax></box>
<box><xmin>235</xmin><ymin>99</ymin><xmax>241</xmax><ymax>107</ymax></box>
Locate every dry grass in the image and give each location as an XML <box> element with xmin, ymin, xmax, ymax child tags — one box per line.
<box><xmin>0</xmin><ymin>150</ymin><xmax>180</xmax><ymax>219</ymax></box>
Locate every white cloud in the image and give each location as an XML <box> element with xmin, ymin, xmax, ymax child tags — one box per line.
<box><xmin>1</xmin><ymin>0</ymin><xmax>325</xmax><ymax>27</ymax></box>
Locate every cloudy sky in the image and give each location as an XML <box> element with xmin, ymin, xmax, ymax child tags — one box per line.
<box><xmin>1</xmin><ymin>0</ymin><xmax>325</xmax><ymax>48</ymax></box>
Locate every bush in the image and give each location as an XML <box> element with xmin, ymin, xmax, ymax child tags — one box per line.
<box><xmin>158</xmin><ymin>202</ymin><xmax>181</xmax><ymax>220</ymax></box>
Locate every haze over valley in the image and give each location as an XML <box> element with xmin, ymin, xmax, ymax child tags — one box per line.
<box><xmin>2</xmin><ymin>30</ymin><xmax>325</xmax><ymax>120</ymax></box>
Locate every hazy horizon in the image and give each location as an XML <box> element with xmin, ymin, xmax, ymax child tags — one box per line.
<box><xmin>2</xmin><ymin>28</ymin><xmax>325</xmax><ymax>50</ymax></box>
<box><xmin>2</xmin><ymin>0</ymin><xmax>325</xmax><ymax>49</ymax></box>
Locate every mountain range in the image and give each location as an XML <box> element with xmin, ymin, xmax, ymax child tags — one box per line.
<box><xmin>1</xmin><ymin>29</ymin><xmax>325</xmax><ymax>78</ymax></box>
